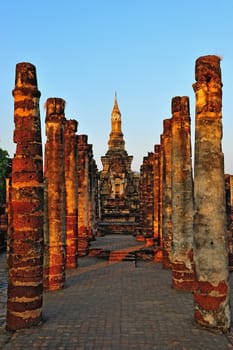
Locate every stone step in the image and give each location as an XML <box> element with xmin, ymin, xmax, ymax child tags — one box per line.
<box><xmin>109</xmin><ymin>250</ymin><xmax>137</xmax><ymax>265</ymax></box>
<box><xmin>109</xmin><ymin>250</ymin><xmax>137</xmax><ymax>261</ymax></box>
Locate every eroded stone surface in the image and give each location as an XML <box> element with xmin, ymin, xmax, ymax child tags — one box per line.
<box><xmin>161</xmin><ymin>119</ymin><xmax>173</xmax><ymax>269</ymax></box>
<box><xmin>98</xmin><ymin>96</ymin><xmax>140</xmax><ymax>235</ymax></box>
<box><xmin>193</xmin><ymin>55</ymin><xmax>230</xmax><ymax>331</ymax></box>
<box><xmin>77</xmin><ymin>135</ymin><xmax>90</xmax><ymax>256</ymax></box>
<box><xmin>171</xmin><ymin>96</ymin><xmax>194</xmax><ymax>291</ymax></box>
<box><xmin>65</xmin><ymin>119</ymin><xmax>78</xmax><ymax>268</ymax></box>
<box><xmin>139</xmin><ymin>153</ymin><xmax>154</xmax><ymax>238</ymax></box>
<box><xmin>6</xmin><ymin>62</ymin><xmax>44</xmax><ymax>330</ymax></box>
<box><xmin>43</xmin><ymin>98</ymin><xmax>66</xmax><ymax>291</ymax></box>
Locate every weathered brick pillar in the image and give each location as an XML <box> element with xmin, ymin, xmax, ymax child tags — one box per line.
<box><xmin>153</xmin><ymin>145</ymin><xmax>161</xmax><ymax>243</ymax></box>
<box><xmin>43</xmin><ymin>98</ymin><xmax>66</xmax><ymax>290</ymax></box>
<box><xmin>87</xmin><ymin>144</ymin><xmax>95</xmax><ymax>241</ymax></box>
<box><xmin>64</xmin><ymin>119</ymin><xmax>78</xmax><ymax>268</ymax></box>
<box><xmin>6</xmin><ymin>62</ymin><xmax>44</xmax><ymax>330</ymax></box>
<box><xmin>162</xmin><ymin>119</ymin><xmax>173</xmax><ymax>269</ymax></box>
<box><xmin>159</xmin><ymin>135</ymin><xmax>164</xmax><ymax>249</ymax></box>
<box><xmin>91</xmin><ymin>159</ymin><xmax>99</xmax><ymax>238</ymax></box>
<box><xmin>193</xmin><ymin>55</ymin><xmax>230</xmax><ymax>331</ymax></box>
<box><xmin>171</xmin><ymin>96</ymin><xmax>194</xmax><ymax>291</ymax></box>
<box><xmin>77</xmin><ymin>135</ymin><xmax>89</xmax><ymax>256</ymax></box>
<box><xmin>225</xmin><ymin>174</ymin><xmax>233</xmax><ymax>269</ymax></box>
<box><xmin>89</xmin><ymin>148</ymin><xmax>99</xmax><ymax>239</ymax></box>
<box><xmin>139</xmin><ymin>154</ymin><xmax>154</xmax><ymax>238</ymax></box>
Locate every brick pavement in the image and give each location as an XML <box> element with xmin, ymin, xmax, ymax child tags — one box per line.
<box><xmin>0</xmin><ymin>235</ymin><xmax>233</xmax><ymax>349</ymax></box>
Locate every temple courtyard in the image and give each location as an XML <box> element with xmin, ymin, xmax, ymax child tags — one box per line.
<box><xmin>0</xmin><ymin>234</ymin><xmax>233</xmax><ymax>349</ymax></box>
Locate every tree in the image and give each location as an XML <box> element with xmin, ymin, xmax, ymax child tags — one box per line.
<box><xmin>0</xmin><ymin>148</ymin><xmax>9</xmax><ymax>205</ymax></box>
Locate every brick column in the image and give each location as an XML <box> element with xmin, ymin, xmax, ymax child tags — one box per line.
<box><xmin>90</xmin><ymin>159</ymin><xmax>99</xmax><ymax>238</ymax></box>
<box><xmin>193</xmin><ymin>55</ymin><xmax>230</xmax><ymax>331</ymax></box>
<box><xmin>87</xmin><ymin>144</ymin><xmax>94</xmax><ymax>241</ymax></box>
<box><xmin>77</xmin><ymin>135</ymin><xmax>89</xmax><ymax>256</ymax></box>
<box><xmin>65</xmin><ymin>119</ymin><xmax>78</xmax><ymax>268</ymax></box>
<box><xmin>139</xmin><ymin>154</ymin><xmax>154</xmax><ymax>238</ymax></box>
<box><xmin>159</xmin><ymin>135</ymin><xmax>164</xmax><ymax>250</ymax></box>
<box><xmin>6</xmin><ymin>62</ymin><xmax>44</xmax><ymax>330</ymax></box>
<box><xmin>153</xmin><ymin>145</ymin><xmax>161</xmax><ymax>243</ymax></box>
<box><xmin>225</xmin><ymin>174</ymin><xmax>233</xmax><ymax>269</ymax></box>
<box><xmin>162</xmin><ymin>119</ymin><xmax>173</xmax><ymax>269</ymax></box>
<box><xmin>171</xmin><ymin>96</ymin><xmax>194</xmax><ymax>291</ymax></box>
<box><xmin>43</xmin><ymin>98</ymin><xmax>66</xmax><ymax>291</ymax></box>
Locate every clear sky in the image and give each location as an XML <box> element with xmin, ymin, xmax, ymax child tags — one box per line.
<box><xmin>1</xmin><ymin>0</ymin><xmax>233</xmax><ymax>172</ymax></box>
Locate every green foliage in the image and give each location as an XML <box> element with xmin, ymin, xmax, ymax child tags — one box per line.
<box><xmin>0</xmin><ymin>148</ymin><xmax>9</xmax><ymax>204</ymax></box>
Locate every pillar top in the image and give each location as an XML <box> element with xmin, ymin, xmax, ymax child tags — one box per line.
<box><xmin>65</xmin><ymin>119</ymin><xmax>78</xmax><ymax>133</ymax></box>
<box><xmin>45</xmin><ymin>98</ymin><xmax>66</xmax><ymax>121</ymax></box>
<box><xmin>195</xmin><ymin>55</ymin><xmax>222</xmax><ymax>83</ymax></box>
<box><xmin>172</xmin><ymin>96</ymin><xmax>190</xmax><ymax>116</ymax></box>
<box><xmin>13</xmin><ymin>62</ymin><xmax>41</xmax><ymax>97</ymax></box>
<box><xmin>15</xmin><ymin>62</ymin><xmax>38</xmax><ymax>87</ymax></box>
<box><xmin>163</xmin><ymin>118</ymin><xmax>171</xmax><ymax>135</ymax></box>
<box><xmin>78</xmin><ymin>134</ymin><xmax>88</xmax><ymax>144</ymax></box>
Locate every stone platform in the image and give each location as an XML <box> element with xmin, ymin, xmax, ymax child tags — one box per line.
<box><xmin>0</xmin><ymin>235</ymin><xmax>233</xmax><ymax>349</ymax></box>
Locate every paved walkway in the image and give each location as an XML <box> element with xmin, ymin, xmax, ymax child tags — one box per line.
<box><xmin>0</xmin><ymin>235</ymin><xmax>233</xmax><ymax>349</ymax></box>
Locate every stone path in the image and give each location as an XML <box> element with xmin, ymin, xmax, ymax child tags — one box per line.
<box><xmin>0</xmin><ymin>235</ymin><xmax>233</xmax><ymax>349</ymax></box>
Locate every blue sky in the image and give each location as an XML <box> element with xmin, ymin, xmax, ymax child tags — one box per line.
<box><xmin>1</xmin><ymin>0</ymin><xmax>233</xmax><ymax>172</ymax></box>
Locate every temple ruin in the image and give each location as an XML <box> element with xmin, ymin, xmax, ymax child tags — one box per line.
<box><xmin>98</xmin><ymin>96</ymin><xmax>140</xmax><ymax>235</ymax></box>
<box><xmin>2</xmin><ymin>56</ymin><xmax>232</xmax><ymax>332</ymax></box>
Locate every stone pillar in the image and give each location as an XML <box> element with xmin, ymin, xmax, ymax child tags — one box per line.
<box><xmin>43</xmin><ymin>98</ymin><xmax>66</xmax><ymax>291</ymax></box>
<box><xmin>162</xmin><ymin>119</ymin><xmax>173</xmax><ymax>269</ymax></box>
<box><xmin>171</xmin><ymin>96</ymin><xmax>194</xmax><ymax>291</ymax></box>
<box><xmin>139</xmin><ymin>154</ymin><xmax>154</xmax><ymax>238</ymax></box>
<box><xmin>193</xmin><ymin>55</ymin><xmax>230</xmax><ymax>331</ymax></box>
<box><xmin>153</xmin><ymin>145</ymin><xmax>161</xmax><ymax>243</ymax></box>
<box><xmin>225</xmin><ymin>174</ymin><xmax>233</xmax><ymax>269</ymax></box>
<box><xmin>88</xmin><ymin>146</ymin><xmax>98</xmax><ymax>240</ymax></box>
<box><xmin>64</xmin><ymin>119</ymin><xmax>78</xmax><ymax>268</ymax></box>
<box><xmin>77</xmin><ymin>135</ymin><xmax>89</xmax><ymax>256</ymax></box>
<box><xmin>87</xmin><ymin>144</ymin><xmax>95</xmax><ymax>241</ymax></box>
<box><xmin>91</xmin><ymin>159</ymin><xmax>99</xmax><ymax>238</ymax></box>
<box><xmin>6</xmin><ymin>62</ymin><xmax>44</xmax><ymax>330</ymax></box>
<box><xmin>159</xmin><ymin>135</ymin><xmax>164</xmax><ymax>249</ymax></box>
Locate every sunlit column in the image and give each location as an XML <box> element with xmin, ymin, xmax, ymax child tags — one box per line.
<box><xmin>6</xmin><ymin>63</ymin><xmax>44</xmax><ymax>330</ymax></box>
<box><xmin>64</xmin><ymin>119</ymin><xmax>78</xmax><ymax>268</ymax></box>
<box><xmin>193</xmin><ymin>55</ymin><xmax>230</xmax><ymax>331</ymax></box>
<box><xmin>171</xmin><ymin>96</ymin><xmax>194</xmax><ymax>291</ymax></box>
<box><xmin>43</xmin><ymin>98</ymin><xmax>66</xmax><ymax>291</ymax></box>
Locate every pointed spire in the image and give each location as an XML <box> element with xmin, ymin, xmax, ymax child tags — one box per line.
<box><xmin>108</xmin><ymin>93</ymin><xmax>125</xmax><ymax>150</ymax></box>
<box><xmin>112</xmin><ymin>91</ymin><xmax>121</xmax><ymax>116</ymax></box>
